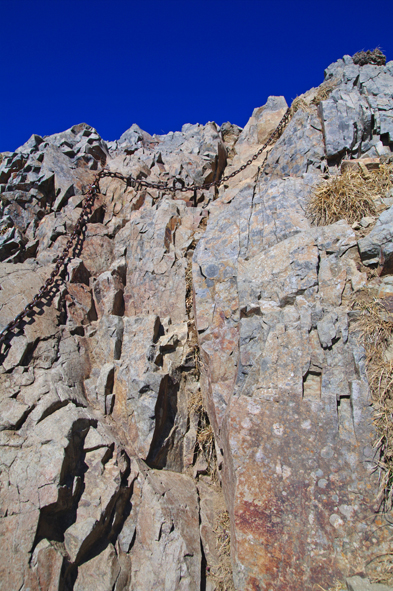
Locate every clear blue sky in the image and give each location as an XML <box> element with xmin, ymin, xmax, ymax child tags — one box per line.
<box><xmin>1</xmin><ymin>0</ymin><xmax>393</xmax><ymax>152</ymax></box>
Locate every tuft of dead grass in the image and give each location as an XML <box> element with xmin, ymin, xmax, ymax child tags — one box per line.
<box><xmin>188</xmin><ymin>390</ymin><xmax>217</xmax><ymax>475</ymax></box>
<box><xmin>291</xmin><ymin>96</ymin><xmax>314</xmax><ymax>116</ymax></box>
<box><xmin>353</xmin><ymin>48</ymin><xmax>386</xmax><ymax>67</ymax></box>
<box><xmin>367</xmin><ymin>553</ymin><xmax>393</xmax><ymax>586</ymax></box>
<box><xmin>211</xmin><ymin>510</ymin><xmax>235</xmax><ymax>591</ymax></box>
<box><xmin>308</xmin><ymin>164</ymin><xmax>393</xmax><ymax>226</ymax></box>
<box><xmin>291</xmin><ymin>78</ymin><xmax>338</xmax><ymax>116</ymax></box>
<box><xmin>352</xmin><ymin>290</ymin><xmax>393</xmax><ymax>510</ymax></box>
<box><xmin>317</xmin><ymin>583</ymin><xmax>346</xmax><ymax>591</ymax></box>
<box><xmin>197</xmin><ymin>423</ymin><xmax>215</xmax><ymax>463</ymax></box>
<box><xmin>188</xmin><ymin>389</ymin><xmax>204</xmax><ymax>414</ymax></box>
<box><xmin>311</xmin><ymin>77</ymin><xmax>338</xmax><ymax>106</ymax></box>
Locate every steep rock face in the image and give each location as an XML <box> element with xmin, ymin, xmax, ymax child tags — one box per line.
<box><xmin>0</xmin><ymin>120</ymin><xmax>224</xmax><ymax>590</ymax></box>
<box><xmin>193</xmin><ymin>54</ymin><xmax>393</xmax><ymax>590</ymax></box>
<box><xmin>0</xmin><ymin>53</ymin><xmax>393</xmax><ymax>591</ymax></box>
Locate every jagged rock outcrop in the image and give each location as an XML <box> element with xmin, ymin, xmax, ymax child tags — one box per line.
<box><xmin>1</xmin><ymin>53</ymin><xmax>393</xmax><ymax>591</ymax></box>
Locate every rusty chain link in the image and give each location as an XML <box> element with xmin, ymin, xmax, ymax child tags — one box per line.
<box><xmin>0</xmin><ymin>107</ymin><xmax>292</xmax><ymax>347</ymax></box>
<box><xmin>0</xmin><ymin>182</ymin><xmax>98</xmax><ymax>346</ymax></box>
<box><xmin>99</xmin><ymin>107</ymin><xmax>291</xmax><ymax>193</ymax></box>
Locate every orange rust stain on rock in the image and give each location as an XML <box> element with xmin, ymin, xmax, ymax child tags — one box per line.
<box><xmin>113</xmin><ymin>379</ymin><xmax>127</xmax><ymax>423</ymax></box>
<box><xmin>235</xmin><ymin>497</ymin><xmax>291</xmax><ymax>586</ymax></box>
<box><xmin>248</xmin><ymin>576</ymin><xmax>262</xmax><ymax>591</ymax></box>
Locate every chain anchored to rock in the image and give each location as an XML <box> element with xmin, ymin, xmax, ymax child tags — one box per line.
<box><xmin>0</xmin><ymin>107</ymin><xmax>292</xmax><ymax>348</ymax></box>
<box><xmin>99</xmin><ymin>107</ymin><xmax>292</xmax><ymax>193</ymax></box>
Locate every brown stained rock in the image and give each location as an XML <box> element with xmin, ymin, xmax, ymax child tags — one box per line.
<box><xmin>193</xmin><ymin>95</ymin><xmax>390</xmax><ymax>589</ymax></box>
<box><xmin>81</xmin><ymin>234</ymin><xmax>114</xmax><ymax>277</ymax></box>
<box><xmin>74</xmin><ymin>543</ymin><xmax>120</xmax><ymax>591</ymax></box>
<box><xmin>0</xmin><ymin>262</ymin><xmax>59</xmax><ymax>345</ymax></box>
<box><xmin>223</xmin><ymin>387</ymin><xmax>379</xmax><ymax>590</ymax></box>
<box><xmin>129</xmin><ymin>469</ymin><xmax>201</xmax><ymax>591</ymax></box>
<box><xmin>92</xmin><ymin>270</ymin><xmax>124</xmax><ymax>318</ymax></box>
<box><xmin>113</xmin><ymin>315</ymin><xmax>161</xmax><ymax>457</ymax></box>
<box><xmin>3</xmin><ymin>60</ymin><xmax>393</xmax><ymax>591</ymax></box>
<box><xmin>66</xmin><ymin>282</ymin><xmax>96</xmax><ymax>326</ymax></box>
<box><xmin>341</xmin><ymin>158</ymin><xmax>381</xmax><ymax>173</ymax></box>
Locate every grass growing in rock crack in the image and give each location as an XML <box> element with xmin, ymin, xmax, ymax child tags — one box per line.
<box><xmin>308</xmin><ymin>164</ymin><xmax>393</xmax><ymax>226</ymax></box>
<box><xmin>188</xmin><ymin>390</ymin><xmax>217</xmax><ymax>475</ymax></box>
<box><xmin>291</xmin><ymin>78</ymin><xmax>338</xmax><ymax>116</ymax></box>
<box><xmin>310</xmin><ymin>77</ymin><xmax>338</xmax><ymax>106</ymax></box>
<box><xmin>211</xmin><ymin>510</ymin><xmax>235</xmax><ymax>591</ymax></box>
<box><xmin>318</xmin><ymin>583</ymin><xmax>346</xmax><ymax>591</ymax></box>
<box><xmin>352</xmin><ymin>290</ymin><xmax>393</xmax><ymax>510</ymax></box>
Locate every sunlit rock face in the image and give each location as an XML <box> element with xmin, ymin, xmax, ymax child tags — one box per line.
<box><xmin>193</xmin><ymin>54</ymin><xmax>393</xmax><ymax>590</ymax></box>
<box><xmin>1</xmin><ymin>53</ymin><xmax>393</xmax><ymax>591</ymax></box>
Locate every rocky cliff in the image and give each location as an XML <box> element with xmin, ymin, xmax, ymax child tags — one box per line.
<box><xmin>1</xmin><ymin>53</ymin><xmax>393</xmax><ymax>591</ymax></box>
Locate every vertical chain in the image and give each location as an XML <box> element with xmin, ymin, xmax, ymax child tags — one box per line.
<box><xmin>0</xmin><ymin>179</ymin><xmax>100</xmax><ymax>346</ymax></box>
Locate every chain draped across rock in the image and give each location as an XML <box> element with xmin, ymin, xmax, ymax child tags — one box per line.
<box><xmin>0</xmin><ymin>107</ymin><xmax>292</xmax><ymax>346</ymax></box>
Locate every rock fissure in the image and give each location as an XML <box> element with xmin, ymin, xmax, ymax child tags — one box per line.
<box><xmin>2</xmin><ymin>51</ymin><xmax>393</xmax><ymax>591</ymax></box>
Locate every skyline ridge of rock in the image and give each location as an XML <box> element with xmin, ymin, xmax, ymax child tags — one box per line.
<box><xmin>1</xmin><ymin>51</ymin><xmax>393</xmax><ymax>591</ymax></box>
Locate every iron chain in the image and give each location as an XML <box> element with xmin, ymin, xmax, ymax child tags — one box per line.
<box><xmin>0</xmin><ymin>107</ymin><xmax>292</xmax><ymax>347</ymax></box>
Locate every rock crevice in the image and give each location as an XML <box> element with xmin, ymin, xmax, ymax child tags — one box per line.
<box><xmin>1</xmin><ymin>52</ymin><xmax>393</xmax><ymax>590</ymax></box>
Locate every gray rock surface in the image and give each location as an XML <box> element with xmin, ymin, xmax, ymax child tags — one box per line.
<box><xmin>346</xmin><ymin>576</ymin><xmax>393</xmax><ymax>591</ymax></box>
<box><xmin>193</xmin><ymin>55</ymin><xmax>393</xmax><ymax>590</ymax></box>
<box><xmin>1</xmin><ymin>53</ymin><xmax>393</xmax><ymax>591</ymax></box>
<box><xmin>358</xmin><ymin>205</ymin><xmax>393</xmax><ymax>271</ymax></box>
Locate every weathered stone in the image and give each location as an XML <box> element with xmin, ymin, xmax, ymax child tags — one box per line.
<box><xmin>358</xmin><ymin>205</ymin><xmax>393</xmax><ymax>271</ymax></box>
<box><xmin>66</xmin><ymin>282</ymin><xmax>96</xmax><ymax>327</ymax></box>
<box><xmin>26</xmin><ymin>539</ymin><xmax>64</xmax><ymax>591</ymax></box>
<box><xmin>129</xmin><ymin>470</ymin><xmax>201</xmax><ymax>591</ymax></box>
<box><xmin>74</xmin><ymin>543</ymin><xmax>121</xmax><ymax>591</ymax></box>
<box><xmin>198</xmin><ymin>478</ymin><xmax>227</xmax><ymax>579</ymax></box>
<box><xmin>319</xmin><ymin>89</ymin><xmax>373</xmax><ymax>158</ymax></box>
<box><xmin>2</xmin><ymin>54</ymin><xmax>393</xmax><ymax>591</ymax></box>
<box><xmin>113</xmin><ymin>315</ymin><xmax>162</xmax><ymax>458</ymax></box>
<box><xmin>193</xmin><ymin>64</ymin><xmax>393</xmax><ymax>589</ymax></box>
<box><xmin>346</xmin><ymin>576</ymin><xmax>393</xmax><ymax>591</ymax></box>
<box><xmin>93</xmin><ymin>270</ymin><xmax>124</xmax><ymax>318</ymax></box>
<box><xmin>0</xmin><ymin>261</ymin><xmax>59</xmax><ymax>346</ymax></box>
<box><xmin>341</xmin><ymin>157</ymin><xmax>381</xmax><ymax>173</ymax></box>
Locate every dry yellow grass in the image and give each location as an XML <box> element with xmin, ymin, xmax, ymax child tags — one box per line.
<box><xmin>317</xmin><ymin>583</ymin><xmax>346</xmax><ymax>591</ymax></box>
<box><xmin>291</xmin><ymin>78</ymin><xmax>338</xmax><ymax>116</ymax></box>
<box><xmin>188</xmin><ymin>395</ymin><xmax>234</xmax><ymax>587</ymax></box>
<box><xmin>367</xmin><ymin>553</ymin><xmax>393</xmax><ymax>586</ymax></box>
<box><xmin>188</xmin><ymin>390</ymin><xmax>217</xmax><ymax>475</ymax></box>
<box><xmin>197</xmin><ymin>423</ymin><xmax>215</xmax><ymax>463</ymax></box>
<box><xmin>352</xmin><ymin>291</ymin><xmax>393</xmax><ymax>510</ymax></box>
<box><xmin>291</xmin><ymin>96</ymin><xmax>313</xmax><ymax>116</ymax></box>
<box><xmin>211</xmin><ymin>510</ymin><xmax>235</xmax><ymax>591</ymax></box>
<box><xmin>308</xmin><ymin>164</ymin><xmax>393</xmax><ymax>226</ymax></box>
<box><xmin>188</xmin><ymin>389</ymin><xmax>204</xmax><ymax>415</ymax></box>
<box><xmin>310</xmin><ymin>77</ymin><xmax>338</xmax><ymax>106</ymax></box>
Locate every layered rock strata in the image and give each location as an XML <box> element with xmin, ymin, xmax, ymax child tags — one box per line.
<box><xmin>1</xmin><ymin>54</ymin><xmax>393</xmax><ymax>590</ymax></box>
